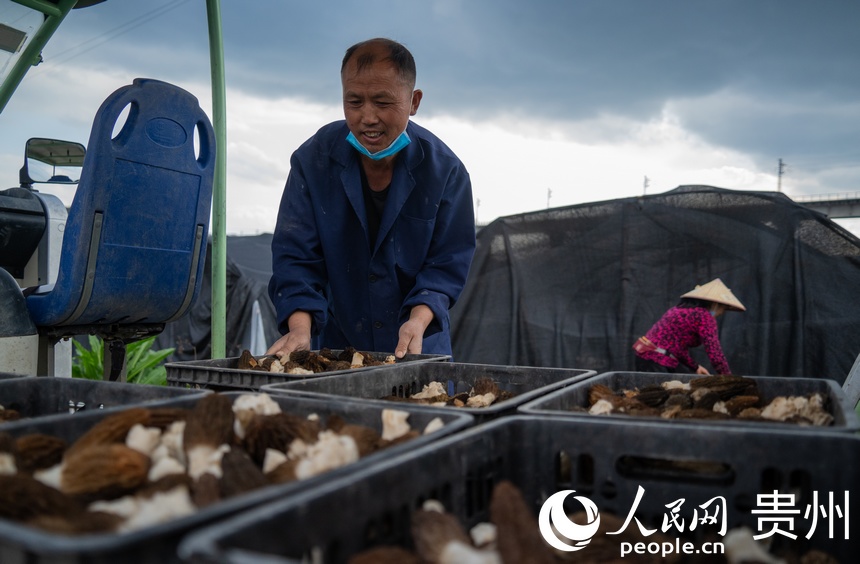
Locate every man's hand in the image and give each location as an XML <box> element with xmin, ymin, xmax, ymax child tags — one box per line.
<box><xmin>395</xmin><ymin>304</ymin><xmax>434</xmax><ymax>358</ymax></box>
<box><xmin>265</xmin><ymin>311</ymin><xmax>312</xmax><ymax>359</ymax></box>
<box><xmin>695</xmin><ymin>365</ymin><xmax>710</xmax><ymax>375</ymax></box>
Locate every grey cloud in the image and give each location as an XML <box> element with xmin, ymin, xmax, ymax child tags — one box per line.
<box><xmin>59</xmin><ymin>1</ymin><xmax>859</xmax><ymax>116</ymax></box>
<box><xmin>39</xmin><ymin>0</ymin><xmax>860</xmax><ymax>186</ymax></box>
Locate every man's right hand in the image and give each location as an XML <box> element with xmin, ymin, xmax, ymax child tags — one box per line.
<box><xmin>265</xmin><ymin>311</ymin><xmax>312</xmax><ymax>359</ymax></box>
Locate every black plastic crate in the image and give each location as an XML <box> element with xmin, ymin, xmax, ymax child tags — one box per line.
<box><xmin>519</xmin><ymin>371</ymin><xmax>860</xmax><ymax>432</ymax></box>
<box><xmin>0</xmin><ymin>377</ymin><xmax>210</xmax><ymax>428</ymax></box>
<box><xmin>0</xmin><ymin>372</ymin><xmax>27</xmax><ymax>381</ymax></box>
<box><xmin>261</xmin><ymin>362</ymin><xmax>596</xmax><ymax>422</ymax></box>
<box><xmin>178</xmin><ymin>415</ymin><xmax>860</xmax><ymax>563</ymax></box>
<box><xmin>0</xmin><ymin>391</ymin><xmax>472</xmax><ymax>564</ymax></box>
<box><xmin>165</xmin><ymin>350</ymin><xmax>451</xmax><ymax>392</ymax></box>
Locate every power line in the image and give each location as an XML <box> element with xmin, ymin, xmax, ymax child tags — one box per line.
<box><xmin>33</xmin><ymin>0</ymin><xmax>193</xmax><ymax>72</ymax></box>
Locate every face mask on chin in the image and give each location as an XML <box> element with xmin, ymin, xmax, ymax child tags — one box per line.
<box><xmin>346</xmin><ymin>130</ymin><xmax>411</xmax><ymax>160</ymax></box>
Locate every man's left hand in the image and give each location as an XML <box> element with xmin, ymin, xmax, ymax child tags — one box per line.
<box><xmin>395</xmin><ymin>304</ymin><xmax>434</xmax><ymax>358</ymax></box>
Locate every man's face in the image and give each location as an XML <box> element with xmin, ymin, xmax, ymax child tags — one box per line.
<box><xmin>342</xmin><ymin>47</ymin><xmax>421</xmax><ymax>156</ymax></box>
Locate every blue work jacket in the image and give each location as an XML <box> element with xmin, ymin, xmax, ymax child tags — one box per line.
<box><xmin>268</xmin><ymin>120</ymin><xmax>476</xmax><ymax>355</ymax></box>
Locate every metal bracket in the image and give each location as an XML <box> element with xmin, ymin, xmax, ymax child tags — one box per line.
<box><xmin>843</xmin><ymin>352</ymin><xmax>860</xmax><ymax>411</ymax></box>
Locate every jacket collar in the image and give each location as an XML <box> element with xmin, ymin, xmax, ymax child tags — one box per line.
<box><xmin>334</xmin><ymin>122</ymin><xmax>424</xmax><ymax>254</ymax></box>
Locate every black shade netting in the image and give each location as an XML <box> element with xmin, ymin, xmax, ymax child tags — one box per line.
<box><xmin>450</xmin><ymin>186</ymin><xmax>860</xmax><ymax>383</ymax></box>
<box><xmin>155</xmin><ymin>234</ymin><xmax>280</xmax><ymax>361</ymax></box>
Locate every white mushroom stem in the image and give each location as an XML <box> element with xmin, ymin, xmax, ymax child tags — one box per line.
<box><xmin>125</xmin><ymin>424</ymin><xmax>162</xmax><ymax>456</ymax></box>
<box><xmin>423</xmin><ymin>417</ymin><xmax>445</xmax><ymax>434</ymax></box>
<box><xmin>412</xmin><ymin>381</ymin><xmax>447</xmax><ymax>399</ymax></box>
<box><xmin>89</xmin><ymin>495</ymin><xmax>139</xmax><ymax>519</ymax></box>
<box><xmin>148</xmin><ymin>456</ymin><xmax>186</xmax><ymax>481</ymax></box>
<box><xmin>119</xmin><ymin>486</ymin><xmax>196</xmax><ymax>532</ymax></box>
<box><xmin>466</xmin><ymin>393</ymin><xmax>496</xmax><ymax>408</ymax></box>
<box><xmin>470</xmin><ymin>522</ymin><xmax>497</xmax><ymax>548</ymax></box>
<box><xmin>0</xmin><ymin>453</ymin><xmax>16</xmax><ymax>475</ymax></box>
<box><xmin>382</xmin><ymin>409</ymin><xmax>411</xmax><ymax>440</ymax></box>
<box><xmin>186</xmin><ymin>443</ymin><xmax>230</xmax><ymax>480</ymax></box>
<box><xmin>422</xmin><ymin>499</ymin><xmax>446</xmax><ymax>513</ymax></box>
<box><xmin>263</xmin><ymin>448</ymin><xmax>288</xmax><ymax>474</ymax></box>
<box><xmin>440</xmin><ymin>541</ymin><xmax>502</xmax><ymax>564</ymax></box>
<box><xmin>760</xmin><ymin>394</ymin><xmax>834</xmax><ymax>425</ymax></box>
<box><xmin>155</xmin><ymin>420</ymin><xmax>186</xmax><ymax>466</ymax></box>
<box><xmin>33</xmin><ymin>462</ymin><xmax>63</xmax><ymax>489</ymax></box>
<box><xmin>294</xmin><ymin>431</ymin><xmax>359</xmax><ymax>480</ymax></box>
<box><xmin>661</xmin><ymin>380</ymin><xmax>690</xmax><ymax>390</ymax></box>
<box><xmin>232</xmin><ymin>393</ymin><xmax>282</xmax><ymax>439</ymax></box>
<box><xmin>589</xmin><ymin>398</ymin><xmax>615</xmax><ymax>415</ymax></box>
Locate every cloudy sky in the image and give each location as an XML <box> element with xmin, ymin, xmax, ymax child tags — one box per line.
<box><xmin>2</xmin><ymin>0</ymin><xmax>858</xmax><ymax>234</ymax></box>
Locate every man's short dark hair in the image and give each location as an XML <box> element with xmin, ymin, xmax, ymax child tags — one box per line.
<box><xmin>341</xmin><ymin>38</ymin><xmax>416</xmax><ymax>88</ymax></box>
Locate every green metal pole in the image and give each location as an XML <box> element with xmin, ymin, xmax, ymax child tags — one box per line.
<box><xmin>206</xmin><ymin>0</ymin><xmax>227</xmax><ymax>359</ymax></box>
<box><xmin>10</xmin><ymin>0</ymin><xmax>62</xmax><ymax>16</ymax></box>
<box><xmin>0</xmin><ymin>0</ymin><xmax>76</xmax><ymax>114</ymax></box>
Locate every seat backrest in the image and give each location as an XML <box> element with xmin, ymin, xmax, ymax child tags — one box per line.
<box><xmin>26</xmin><ymin>78</ymin><xmax>215</xmax><ymax>327</ymax></box>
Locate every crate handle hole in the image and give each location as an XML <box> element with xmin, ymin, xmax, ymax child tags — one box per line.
<box><xmin>789</xmin><ymin>469</ymin><xmax>813</xmax><ymax>500</ymax></box>
<box><xmin>557</xmin><ymin>451</ymin><xmax>595</xmax><ymax>487</ymax></box>
<box><xmin>555</xmin><ymin>450</ymin><xmax>572</xmax><ymax>484</ymax></box>
<box><xmin>760</xmin><ymin>466</ymin><xmax>782</xmax><ymax>492</ymax></box>
<box><xmin>616</xmin><ymin>455</ymin><xmax>735</xmax><ymax>485</ymax></box>
<box><xmin>578</xmin><ymin>453</ymin><xmax>595</xmax><ymax>486</ymax></box>
<box><xmin>600</xmin><ymin>478</ymin><xmax>618</xmax><ymax>499</ymax></box>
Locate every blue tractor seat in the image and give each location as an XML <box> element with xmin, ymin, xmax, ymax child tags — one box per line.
<box><xmin>25</xmin><ymin>78</ymin><xmax>215</xmax><ymax>380</ymax></box>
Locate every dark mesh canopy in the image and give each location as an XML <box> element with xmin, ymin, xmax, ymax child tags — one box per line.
<box><xmin>450</xmin><ymin>185</ymin><xmax>860</xmax><ymax>383</ymax></box>
<box><xmin>156</xmin><ymin>234</ymin><xmax>280</xmax><ymax>361</ymax></box>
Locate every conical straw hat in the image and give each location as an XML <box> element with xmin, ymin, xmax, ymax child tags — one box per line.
<box><xmin>680</xmin><ymin>278</ymin><xmax>746</xmax><ymax>311</ymax></box>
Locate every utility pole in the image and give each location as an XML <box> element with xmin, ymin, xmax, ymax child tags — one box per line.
<box><xmin>643</xmin><ymin>176</ymin><xmax>650</xmax><ymax>195</ymax></box>
<box><xmin>475</xmin><ymin>198</ymin><xmax>481</xmax><ymax>225</ymax></box>
<box><xmin>777</xmin><ymin>158</ymin><xmax>785</xmax><ymax>192</ymax></box>
<box><xmin>547</xmin><ymin>188</ymin><xmax>552</xmax><ymax>209</ymax></box>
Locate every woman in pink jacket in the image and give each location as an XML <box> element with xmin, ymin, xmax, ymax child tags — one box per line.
<box><xmin>633</xmin><ymin>279</ymin><xmax>746</xmax><ymax>375</ymax></box>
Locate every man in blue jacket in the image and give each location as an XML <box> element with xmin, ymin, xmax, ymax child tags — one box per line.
<box><xmin>267</xmin><ymin>38</ymin><xmax>476</xmax><ymax>359</ymax></box>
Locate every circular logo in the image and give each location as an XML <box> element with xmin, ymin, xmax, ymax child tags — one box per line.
<box><xmin>538</xmin><ymin>490</ymin><xmax>601</xmax><ymax>552</ymax></box>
